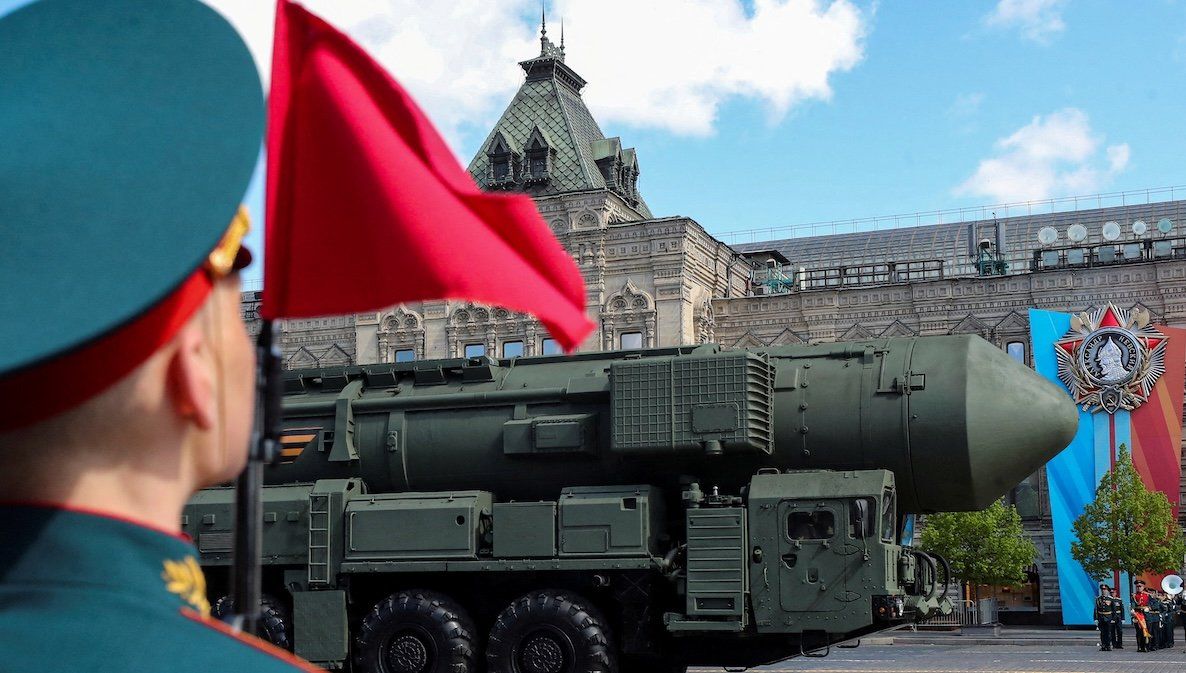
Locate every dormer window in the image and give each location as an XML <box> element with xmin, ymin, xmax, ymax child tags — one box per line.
<box><xmin>528</xmin><ymin>149</ymin><xmax>547</xmax><ymax>177</ymax></box>
<box><xmin>523</xmin><ymin>126</ymin><xmax>551</xmax><ymax>185</ymax></box>
<box><xmin>492</xmin><ymin>156</ymin><xmax>513</xmax><ymax>181</ymax></box>
<box><xmin>485</xmin><ymin>131</ymin><xmax>520</xmax><ymax>189</ymax></box>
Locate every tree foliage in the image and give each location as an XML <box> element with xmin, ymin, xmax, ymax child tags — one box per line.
<box><xmin>1071</xmin><ymin>444</ymin><xmax>1185</xmax><ymax>581</ymax></box>
<box><xmin>919</xmin><ymin>500</ymin><xmax>1036</xmax><ymax>590</ymax></box>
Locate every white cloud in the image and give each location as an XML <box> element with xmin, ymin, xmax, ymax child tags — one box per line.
<box><xmin>985</xmin><ymin>0</ymin><xmax>1067</xmax><ymax>43</ymax></box>
<box><xmin>205</xmin><ymin>0</ymin><xmax>867</xmax><ymax>150</ymax></box>
<box><xmin>556</xmin><ymin>0</ymin><xmax>867</xmax><ymax>135</ymax></box>
<box><xmin>204</xmin><ymin>0</ymin><xmax>538</xmax><ymax>155</ymax></box>
<box><xmin>954</xmin><ymin>108</ymin><xmax>1130</xmax><ymax>203</ymax></box>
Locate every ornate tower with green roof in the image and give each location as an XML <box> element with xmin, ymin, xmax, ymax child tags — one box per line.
<box><xmin>467</xmin><ymin>18</ymin><xmax>651</xmax><ymax>219</ymax></box>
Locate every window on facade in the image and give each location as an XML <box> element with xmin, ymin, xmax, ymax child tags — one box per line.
<box><xmin>620</xmin><ymin>332</ymin><xmax>643</xmax><ymax>350</ymax></box>
<box><xmin>787</xmin><ymin>510</ymin><xmax>835</xmax><ymax>541</ymax></box>
<box><xmin>1006</xmin><ymin>341</ymin><xmax>1026</xmax><ymax>364</ymax></box>
<box><xmin>491</xmin><ymin>156</ymin><xmax>512</xmax><ymax>181</ymax></box>
<box><xmin>541</xmin><ymin>338</ymin><xmax>561</xmax><ymax>355</ymax></box>
<box><xmin>464</xmin><ymin>343</ymin><xmax>485</xmax><ymax>358</ymax></box>
<box><xmin>1008</xmin><ymin>473</ymin><xmax>1041</xmax><ymax>519</ymax></box>
<box><xmin>528</xmin><ymin>150</ymin><xmax>547</xmax><ymax>176</ymax></box>
<box><xmin>394</xmin><ymin>349</ymin><xmax>415</xmax><ymax>363</ymax></box>
<box><xmin>502</xmin><ymin>341</ymin><xmax>524</xmax><ymax>358</ymax></box>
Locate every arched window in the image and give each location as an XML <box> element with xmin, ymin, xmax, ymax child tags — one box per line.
<box><xmin>1006</xmin><ymin>341</ymin><xmax>1026</xmax><ymax>364</ymax></box>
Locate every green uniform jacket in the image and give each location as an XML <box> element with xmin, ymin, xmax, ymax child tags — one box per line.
<box><xmin>1094</xmin><ymin>595</ymin><xmax>1117</xmax><ymax>622</ymax></box>
<box><xmin>0</xmin><ymin>503</ymin><xmax>320</xmax><ymax>672</ymax></box>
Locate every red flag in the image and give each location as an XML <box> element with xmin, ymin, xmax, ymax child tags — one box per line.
<box><xmin>263</xmin><ymin>0</ymin><xmax>594</xmax><ymax>351</ymax></box>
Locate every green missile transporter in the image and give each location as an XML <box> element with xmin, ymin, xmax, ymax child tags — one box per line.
<box><xmin>185</xmin><ymin>335</ymin><xmax>1078</xmax><ymax>672</ymax></box>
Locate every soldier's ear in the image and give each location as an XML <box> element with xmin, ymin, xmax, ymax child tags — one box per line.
<box><xmin>166</xmin><ymin>319</ymin><xmax>217</xmax><ymax>431</ymax></box>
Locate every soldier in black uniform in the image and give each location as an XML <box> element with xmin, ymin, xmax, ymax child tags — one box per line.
<box><xmin>1162</xmin><ymin>590</ymin><xmax>1175</xmax><ymax>647</ymax></box>
<box><xmin>1110</xmin><ymin>587</ymin><xmax>1125</xmax><ymax>649</ymax></box>
<box><xmin>1147</xmin><ymin>588</ymin><xmax>1163</xmax><ymax>651</ymax></box>
<box><xmin>1094</xmin><ymin>584</ymin><xmax>1118</xmax><ymax>651</ymax></box>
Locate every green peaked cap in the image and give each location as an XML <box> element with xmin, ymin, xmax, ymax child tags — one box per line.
<box><xmin>0</xmin><ymin>0</ymin><xmax>264</xmax><ymax>378</ymax></box>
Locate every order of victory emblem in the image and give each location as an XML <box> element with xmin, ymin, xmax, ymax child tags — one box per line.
<box><xmin>1055</xmin><ymin>303</ymin><xmax>1167</xmax><ymax>414</ymax></box>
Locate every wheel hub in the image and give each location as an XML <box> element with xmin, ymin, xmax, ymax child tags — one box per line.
<box><xmin>519</xmin><ymin>632</ymin><xmax>566</xmax><ymax>673</ymax></box>
<box><xmin>385</xmin><ymin>632</ymin><xmax>430</xmax><ymax>673</ymax></box>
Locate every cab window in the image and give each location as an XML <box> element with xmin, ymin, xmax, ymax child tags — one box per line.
<box><xmin>849</xmin><ymin>498</ymin><xmax>874</xmax><ymax>538</ymax></box>
<box><xmin>788</xmin><ymin>510</ymin><xmax>835</xmax><ymax>541</ymax></box>
<box><xmin>880</xmin><ymin>489</ymin><xmax>896</xmax><ymax>542</ymax></box>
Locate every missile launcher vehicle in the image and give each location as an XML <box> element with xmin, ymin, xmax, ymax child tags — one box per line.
<box><xmin>185</xmin><ymin>335</ymin><xmax>1078</xmax><ymax>672</ymax></box>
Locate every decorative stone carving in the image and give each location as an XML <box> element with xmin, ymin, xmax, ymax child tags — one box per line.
<box><xmin>731</xmin><ymin>332</ymin><xmax>766</xmax><ymax>349</ymax></box>
<box><xmin>287</xmin><ymin>346</ymin><xmax>317</xmax><ymax>370</ymax></box>
<box><xmin>695</xmin><ymin>298</ymin><xmax>716</xmax><ymax>344</ymax></box>
<box><xmin>601</xmin><ymin>280</ymin><xmax>657</xmax><ymax>350</ymax></box>
<box><xmin>377</xmin><ymin>306</ymin><xmax>426</xmax><ymax>362</ymax></box>
<box><xmin>879</xmin><ymin>320</ymin><xmax>916</xmax><ymax>338</ymax></box>
<box><xmin>949</xmin><ymin>314</ymin><xmax>990</xmax><ymax>338</ymax></box>
<box><xmin>446</xmin><ymin>302</ymin><xmax>541</xmax><ymax>357</ymax></box>
<box><xmin>320</xmin><ymin>344</ymin><xmax>351</xmax><ymax>366</ymax></box>
<box><xmin>769</xmin><ymin>328</ymin><xmax>806</xmax><ymax>345</ymax></box>
<box><xmin>839</xmin><ymin>324</ymin><xmax>874</xmax><ymax>341</ymax></box>
<box><xmin>576</xmin><ymin>210</ymin><xmax>600</xmax><ymax>229</ymax></box>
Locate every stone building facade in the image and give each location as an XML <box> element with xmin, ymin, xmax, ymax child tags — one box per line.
<box><xmin>245</xmin><ymin>30</ymin><xmax>1186</xmax><ymax>623</ymax></box>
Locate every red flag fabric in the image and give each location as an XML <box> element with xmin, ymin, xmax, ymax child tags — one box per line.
<box><xmin>263</xmin><ymin>0</ymin><xmax>594</xmax><ymax>350</ymax></box>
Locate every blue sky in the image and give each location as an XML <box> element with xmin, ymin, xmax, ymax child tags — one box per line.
<box><xmin>5</xmin><ymin>0</ymin><xmax>1185</xmax><ymax>284</ymax></box>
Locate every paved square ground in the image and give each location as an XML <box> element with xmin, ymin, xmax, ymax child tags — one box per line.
<box><xmin>690</xmin><ymin>643</ymin><xmax>1186</xmax><ymax>672</ymax></box>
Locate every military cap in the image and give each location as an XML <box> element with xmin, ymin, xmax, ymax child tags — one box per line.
<box><xmin>0</xmin><ymin>0</ymin><xmax>263</xmax><ymax>429</ymax></box>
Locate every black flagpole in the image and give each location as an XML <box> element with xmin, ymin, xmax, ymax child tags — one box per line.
<box><xmin>231</xmin><ymin>317</ymin><xmax>282</xmax><ymax>635</ymax></box>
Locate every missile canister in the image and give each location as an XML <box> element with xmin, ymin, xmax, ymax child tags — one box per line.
<box><xmin>268</xmin><ymin>335</ymin><xmax>1078</xmax><ymax>513</ymax></box>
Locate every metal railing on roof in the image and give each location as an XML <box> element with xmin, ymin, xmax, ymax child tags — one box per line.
<box><xmin>720</xmin><ymin>186</ymin><xmax>1186</xmax><ymax>244</ymax></box>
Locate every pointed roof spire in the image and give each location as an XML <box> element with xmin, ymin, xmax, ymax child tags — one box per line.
<box><xmin>535</xmin><ymin>3</ymin><xmax>564</xmax><ymax>61</ymax></box>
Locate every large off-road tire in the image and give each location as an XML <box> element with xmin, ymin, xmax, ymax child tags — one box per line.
<box><xmin>212</xmin><ymin>594</ymin><xmax>292</xmax><ymax>650</ymax></box>
<box><xmin>353</xmin><ymin>590</ymin><xmax>478</xmax><ymax>673</ymax></box>
<box><xmin>487</xmin><ymin>590</ymin><xmax>617</xmax><ymax>673</ymax></box>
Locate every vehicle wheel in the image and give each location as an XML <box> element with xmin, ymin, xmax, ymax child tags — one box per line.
<box><xmin>353</xmin><ymin>590</ymin><xmax>477</xmax><ymax>673</ymax></box>
<box><xmin>487</xmin><ymin>590</ymin><xmax>617</xmax><ymax>673</ymax></box>
<box><xmin>212</xmin><ymin>594</ymin><xmax>292</xmax><ymax>650</ymax></box>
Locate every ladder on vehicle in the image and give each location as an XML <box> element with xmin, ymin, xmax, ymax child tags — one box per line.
<box><xmin>308</xmin><ymin>493</ymin><xmax>331</xmax><ymax>585</ymax></box>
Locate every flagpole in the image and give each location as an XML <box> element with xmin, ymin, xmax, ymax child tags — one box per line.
<box><xmin>232</xmin><ymin>318</ymin><xmax>282</xmax><ymax>635</ymax></box>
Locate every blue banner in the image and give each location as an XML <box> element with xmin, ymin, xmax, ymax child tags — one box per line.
<box><xmin>1030</xmin><ymin>309</ymin><xmax>1097</xmax><ymax>625</ymax></box>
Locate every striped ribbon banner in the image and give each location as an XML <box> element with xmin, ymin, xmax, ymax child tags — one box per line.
<box><xmin>1030</xmin><ymin>309</ymin><xmax>1184</xmax><ymax>625</ymax></box>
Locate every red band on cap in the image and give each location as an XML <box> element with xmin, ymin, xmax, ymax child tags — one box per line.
<box><xmin>0</xmin><ymin>270</ymin><xmax>214</xmax><ymax>432</ymax></box>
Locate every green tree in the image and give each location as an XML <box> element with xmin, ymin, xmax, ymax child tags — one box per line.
<box><xmin>1071</xmin><ymin>444</ymin><xmax>1185</xmax><ymax>587</ymax></box>
<box><xmin>919</xmin><ymin>500</ymin><xmax>1037</xmax><ymax>600</ymax></box>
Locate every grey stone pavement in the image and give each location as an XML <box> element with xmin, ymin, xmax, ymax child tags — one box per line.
<box><xmin>687</xmin><ymin>628</ymin><xmax>1186</xmax><ymax>672</ymax></box>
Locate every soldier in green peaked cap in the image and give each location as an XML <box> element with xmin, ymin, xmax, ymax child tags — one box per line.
<box><xmin>0</xmin><ymin>0</ymin><xmax>319</xmax><ymax>670</ymax></box>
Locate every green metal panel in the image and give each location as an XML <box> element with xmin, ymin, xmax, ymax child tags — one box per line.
<box><xmin>344</xmin><ymin>491</ymin><xmax>492</xmax><ymax>560</ymax></box>
<box><xmin>685</xmin><ymin>507</ymin><xmax>747</xmax><ymax>622</ymax></box>
<box><xmin>503</xmin><ymin>413</ymin><xmax>597</xmax><ymax>455</ymax></box>
<box><xmin>493</xmin><ymin>502</ymin><xmax>557</xmax><ymax>558</ymax></box>
<box><xmin>610</xmin><ymin>351</ymin><xmax>773</xmax><ymax>455</ymax></box>
<box><xmin>293</xmin><ymin>590</ymin><xmax>349</xmax><ymax>665</ymax></box>
<box><xmin>558</xmin><ymin>485</ymin><xmax>662</xmax><ymax>557</ymax></box>
<box><xmin>183</xmin><ymin>484</ymin><xmax>313</xmax><ymax>565</ymax></box>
